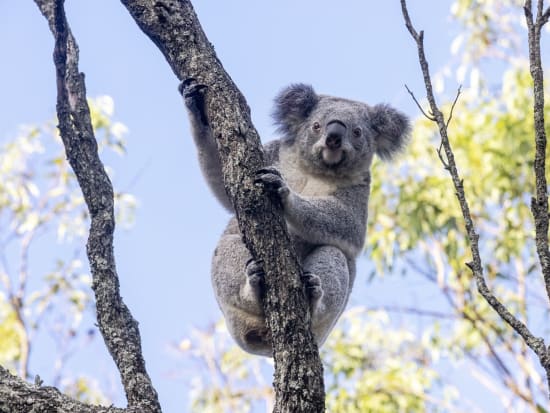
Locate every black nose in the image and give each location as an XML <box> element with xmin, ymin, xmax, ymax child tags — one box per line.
<box><xmin>325</xmin><ymin>121</ymin><xmax>346</xmax><ymax>149</ymax></box>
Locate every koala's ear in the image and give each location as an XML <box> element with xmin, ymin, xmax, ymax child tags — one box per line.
<box><xmin>369</xmin><ymin>104</ymin><xmax>411</xmax><ymax>161</ymax></box>
<box><xmin>272</xmin><ymin>84</ymin><xmax>319</xmax><ymax>138</ymax></box>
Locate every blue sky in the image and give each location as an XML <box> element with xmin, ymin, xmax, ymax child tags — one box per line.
<box><xmin>0</xmin><ymin>1</ymin><xmax>469</xmax><ymax>411</ymax></box>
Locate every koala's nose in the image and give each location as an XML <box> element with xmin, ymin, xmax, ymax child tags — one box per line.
<box><xmin>325</xmin><ymin>121</ymin><xmax>346</xmax><ymax>149</ymax></box>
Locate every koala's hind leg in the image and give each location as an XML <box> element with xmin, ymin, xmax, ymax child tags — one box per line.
<box><xmin>303</xmin><ymin>246</ymin><xmax>351</xmax><ymax>346</ymax></box>
<box><xmin>212</xmin><ymin>218</ymin><xmax>271</xmax><ymax>356</ymax></box>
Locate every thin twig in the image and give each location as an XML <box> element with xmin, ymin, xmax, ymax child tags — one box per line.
<box><xmin>446</xmin><ymin>85</ymin><xmax>463</xmax><ymax>129</ymax></box>
<box><xmin>405</xmin><ymin>84</ymin><xmax>436</xmax><ymax>121</ymax></box>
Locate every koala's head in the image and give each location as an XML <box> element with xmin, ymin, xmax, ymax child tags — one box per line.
<box><xmin>272</xmin><ymin>84</ymin><xmax>411</xmax><ymax>177</ymax></box>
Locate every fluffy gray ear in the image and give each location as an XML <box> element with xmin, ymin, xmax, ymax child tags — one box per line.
<box><xmin>369</xmin><ymin>104</ymin><xmax>411</xmax><ymax>161</ymax></box>
<box><xmin>272</xmin><ymin>84</ymin><xmax>319</xmax><ymax>138</ymax></box>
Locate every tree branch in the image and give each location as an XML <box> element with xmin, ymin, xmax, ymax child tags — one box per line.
<box><xmin>0</xmin><ymin>365</ymin><xmax>129</xmax><ymax>413</ymax></box>
<box><xmin>525</xmin><ymin>0</ymin><xmax>550</xmax><ymax>307</ymax></box>
<box><xmin>119</xmin><ymin>0</ymin><xmax>325</xmax><ymax>411</ymax></box>
<box><xmin>400</xmin><ymin>0</ymin><xmax>549</xmax><ymax>382</ymax></box>
<box><xmin>0</xmin><ymin>0</ymin><xmax>164</xmax><ymax>412</ymax></box>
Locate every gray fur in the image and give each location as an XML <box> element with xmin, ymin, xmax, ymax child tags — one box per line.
<box><xmin>182</xmin><ymin>82</ymin><xmax>410</xmax><ymax>356</ymax></box>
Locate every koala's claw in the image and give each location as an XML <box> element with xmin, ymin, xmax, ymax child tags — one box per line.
<box><xmin>178</xmin><ymin>78</ymin><xmax>193</xmax><ymax>96</ymax></box>
<box><xmin>254</xmin><ymin>167</ymin><xmax>289</xmax><ymax>199</ymax></box>
<box><xmin>256</xmin><ymin>166</ymin><xmax>282</xmax><ymax>178</ymax></box>
<box><xmin>302</xmin><ymin>271</ymin><xmax>323</xmax><ymax>312</ymax></box>
<box><xmin>246</xmin><ymin>258</ymin><xmax>265</xmax><ymax>278</ymax></box>
<box><xmin>180</xmin><ymin>78</ymin><xmax>209</xmax><ymax>125</ymax></box>
<box><xmin>245</xmin><ymin>258</ymin><xmax>265</xmax><ymax>296</ymax></box>
<box><xmin>178</xmin><ymin>78</ymin><xmax>207</xmax><ymax>97</ymax></box>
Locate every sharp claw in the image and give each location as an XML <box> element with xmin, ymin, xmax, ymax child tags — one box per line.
<box><xmin>246</xmin><ymin>258</ymin><xmax>263</xmax><ymax>267</ymax></box>
<box><xmin>178</xmin><ymin>78</ymin><xmax>196</xmax><ymax>95</ymax></box>
<box><xmin>179</xmin><ymin>78</ymin><xmax>208</xmax><ymax>97</ymax></box>
<box><xmin>256</xmin><ymin>166</ymin><xmax>281</xmax><ymax>177</ymax></box>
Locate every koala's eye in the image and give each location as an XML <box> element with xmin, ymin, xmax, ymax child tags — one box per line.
<box><xmin>312</xmin><ymin>122</ymin><xmax>321</xmax><ymax>132</ymax></box>
<box><xmin>353</xmin><ymin>127</ymin><xmax>362</xmax><ymax>138</ymax></box>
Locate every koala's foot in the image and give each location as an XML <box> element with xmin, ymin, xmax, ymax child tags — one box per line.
<box><xmin>254</xmin><ymin>166</ymin><xmax>290</xmax><ymax>203</ymax></box>
<box><xmin>245</xmin><ymin>258</ymin><xmax>265</xmax><ymax>298</ymax></box>
<box><xmin>179</xmin><ymin>78</ymin><xmax>209</xmax><ymax>126</ymax></box>
<box><xmin>302</xmin><ymin>271</ymin><xmax>323</xmax><ymax>313</ymax></box>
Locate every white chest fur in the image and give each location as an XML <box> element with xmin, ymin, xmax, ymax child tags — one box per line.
<box><xmin>278</xmin><ymin>146</ymin><xmax>338</xmax><ymax>197</ymax></box>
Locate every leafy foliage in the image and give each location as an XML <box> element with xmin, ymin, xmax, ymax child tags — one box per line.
<box><xmin>322</xmin><ymin>309</ymin><xmax>455</xmax><ymax>413</ymax></box>
<box><xmin>179</xmin><ymin>310</ymin><xmax>455</xmax><ymax>413</ymax></box>
<box><xmin>366</xmin><ymin>13</ymin><xmax>550</xmax><ymax>413</ymax></box>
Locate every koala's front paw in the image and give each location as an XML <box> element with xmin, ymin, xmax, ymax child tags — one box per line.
<box><xmin>179</xmin><ymin>78</ymin><xmax>209</xmax><ymax>125</ymax></box>
<box><xmin>179</xmin><ymin>78</ymin><xmax>208</xmax><ymax>98</ymax></box>
<box><xmin>301</xmin><ymin>271</ymin><xmax>323</xmax><ymax>312</ymax></box>
<box><xmin>254</xmin><ymin>166</ymin><xmax>290</xmax><ymax>202</ymax></box>
<box><xmin>245</xmin><ymin>258</ymin><xmax>265</xmax><ymax>298</ymax></box>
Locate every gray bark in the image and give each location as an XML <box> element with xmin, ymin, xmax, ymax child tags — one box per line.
<box><xmin>119</xmin><ymin>1</ymin><xmax>326</xmax><ymax>411</ymax></box>
<box><xmin>0</xmin><ymin>365</ymin><xmax>127</xmax><ymax>413</ymax></box>
<box><xmin>524</xmin><ymin>0</ymin><xmax>550</xmax><ymax>390</ymax></box>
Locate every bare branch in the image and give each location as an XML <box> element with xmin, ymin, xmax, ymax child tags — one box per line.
<box><xmin>524</xmin><ymin>0</ymin><xmax>550</xmax><ymax>391</ymax></box>
<box><xmin>525</xmin><ymin>0</ymin><xmax>550</xmax><ymax>308</ymax></box>
<box><xmin>400</xmin><ymin>0</ymin><xmax>549</xmax><ymax>374</ymax></box>
<box><xmin>537</xmin><ymin>0</ymin><xmax>545</xmax><ymax>20</ymax></box>
<box><xmin>0</xmin><ymin>365</ymin><xmax>128</xmax><ymax>413</ymax></box>
<box><xmin>22</xmin><ymin>0</ymin><xmax>161</xmax><ymax>412</ymax></box>
<box><xmin>400</xmin><ymin>0</ymin><xmax>420</xmax><ymax>41</ymax></box>
<box><xmin>543</xmin><ymin>6</ymin><xmax>550</xmax><ymax>25</ymax></box>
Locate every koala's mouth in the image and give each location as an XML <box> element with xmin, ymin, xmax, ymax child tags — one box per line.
<box><xmin>321</xmin><ymin>148</ymin><xmax>346</xmax><ymax>168</ymax></box>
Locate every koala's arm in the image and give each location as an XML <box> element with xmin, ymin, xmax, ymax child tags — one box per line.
<box><xmin>181</xmin><ymin>82</ymin><xmax>282</xmax><ymax>212</ymax></box>
<box><xmin>254</xmin><ymin>176</ymin><xmax>366</xmax><ymax>259</ymax></box>
<box><xmin>255</xmin><ymin>168</ymin><xmax>368</xmax><ymax>257</ymax></box>
<box><xmin>191</xmin><ymin>120</ymin><xmax>235</xmax><ymax>211</ymax></box>
<box><xmin>283</xmin><ymin>187</ymin><xmax>368</xmax><ymax>257</ymax></box>
<box><xmin>181</xmin><ymin>82</ymin><xmax>233</xmax><ymax>211</ymax></box>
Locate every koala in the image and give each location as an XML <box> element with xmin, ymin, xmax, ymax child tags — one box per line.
<box><xmin>181</xmin><ymin>81</ymin><xmax>410</xmax><ymax>356</ymax></box>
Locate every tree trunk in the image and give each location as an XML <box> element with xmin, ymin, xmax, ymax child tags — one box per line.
<box><xmin>119</xmin><ymin>1</ymin><xmax>326</xmax><ymax>411</ymax></box>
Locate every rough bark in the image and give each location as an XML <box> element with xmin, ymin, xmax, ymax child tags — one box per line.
<box><xmin>524</xmin><ymin>0</ymin><xmax>550</xmax><ymax>389</ymax></box>
<box><xmin>401</xmin><ymin>0</ymin><xmax>550</xmax><ymax>397</ymax></box>
<box><xmin>118</xmin><ymin>1</ymin><xmax>325</xmax><ymax>411</ymax></box>
<box><xmin>525</xmin><ymin>0</ymin><xmax>550</xmax><ymax>306</ymax></box>
<box><xmin>0</xmin><ymin>365</ymin><xmax>127</xmax><ymax>413</ymax></box>
<box><xmin>0</xmin><ymin>1</ymin><xmax>161</xmax><ymax>412</ymax></box>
